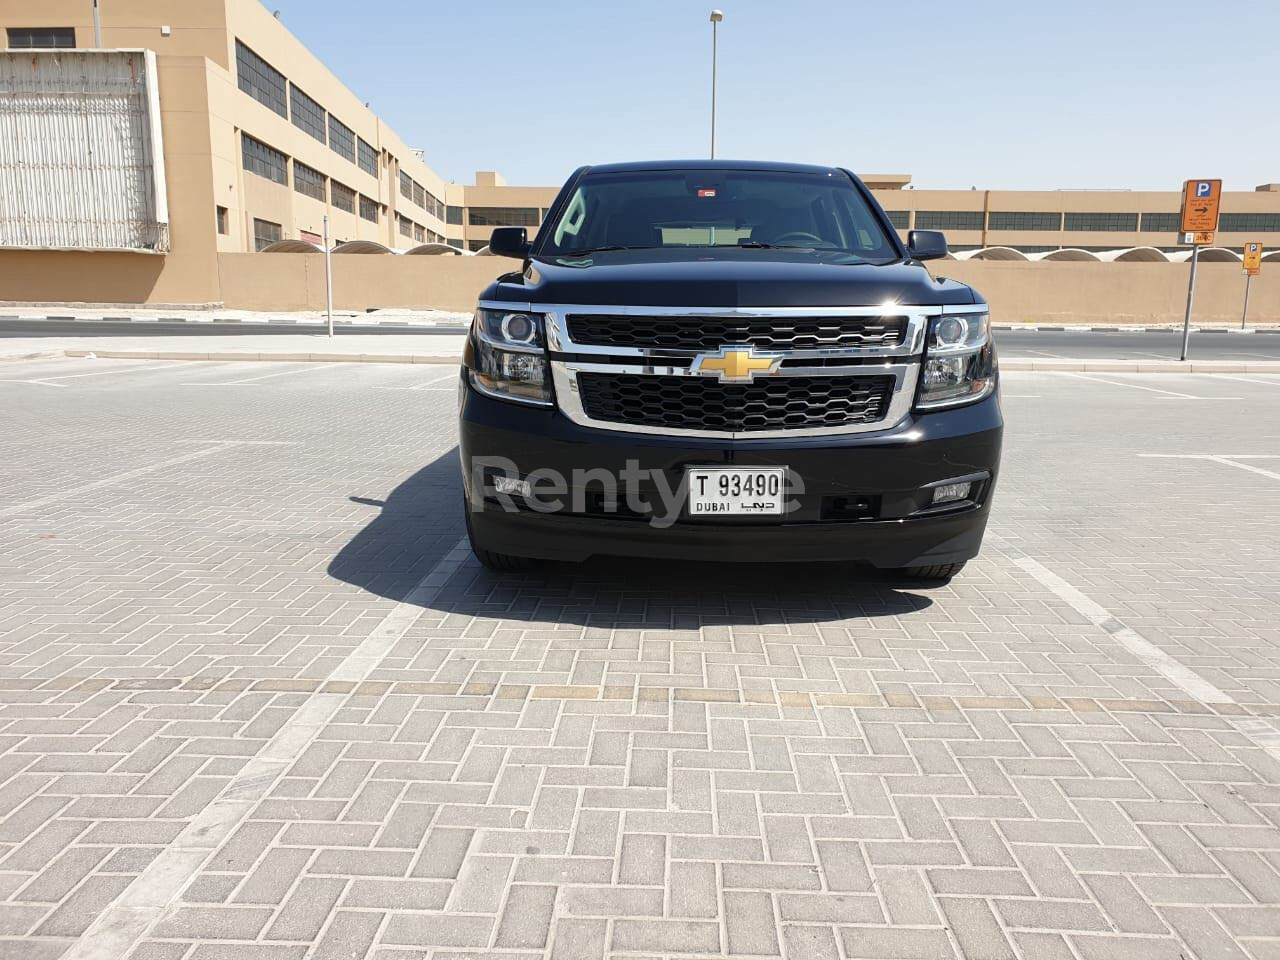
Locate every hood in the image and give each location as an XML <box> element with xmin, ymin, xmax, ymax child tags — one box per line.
<box><xmin>483</xmin><ymin>247</ymin><xmax>976</xmax><ymax>308</ymax></box>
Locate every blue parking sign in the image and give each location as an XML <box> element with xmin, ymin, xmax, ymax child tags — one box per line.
<box><xmin>1196</xmin><ymin>181</ymin><xmax>1213</xmax><ymax>197</ymax></box>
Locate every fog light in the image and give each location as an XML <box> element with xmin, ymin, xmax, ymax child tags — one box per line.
<box><xmin>494</xmin><ymin>476</ymin><xmax>532</xmax><ymax>498</ymax></box>
<box><xmin>932</xmin><ymin>481</ymin><xmax>971</xmax><ymax>505</ymax></box>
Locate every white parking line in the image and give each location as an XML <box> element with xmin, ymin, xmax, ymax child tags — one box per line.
<box><xmin>62</xmin><ymin>538</ymin><xmax>474</xmax><ymax>960</ymax></box>
<box><xmin>1209</xmin><ymin>374</ymin><xmax>1280</xmax><ymax>387</ymax></box>
<box><xmin>184</xmin><ymin>363</ymin><xmax>346</xmax><ymax>385</ymax></box>
<box><xmin>1140</xmin><ymin>453</ymin><xmax>1280</xmax><ymax>482</ymax></box>
<box><xmin>1065</xmin><ymin>373</ymin><xmax>1236</xmax><ymax>400</ymax></box>
<box><xmin>1008</xmin><ymin>552</ymin><xmax>1280</xmax><ymax>768</ymax></box>
<box><xmin>1015</xmin><ymin>555</ymin><xmax>1235</xmax><ymax>704</ymax></box>
<box><xmin>408</xmin><ymin>369</ymin><xmax>461</xmax><ymax>390</ymax></box>
<box><xmin>0</xmin><ymin>361</ymin><xmax>176</xmax><ymax>386</ymax></box>
<box><xmin>0</xmin><ymin>445</ymin><xmax>236</xmax><ymax>519</ymax></box>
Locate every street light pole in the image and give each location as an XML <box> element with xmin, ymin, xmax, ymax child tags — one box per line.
<box><xmin>709</xmin><ymin>10</ymin><xmax>723</xmax><ymax>159</ymax></box>
<box><xmin>92</xmin><ymin>0</ymin><xmax>102</xmax><ymax>47</ymax></box>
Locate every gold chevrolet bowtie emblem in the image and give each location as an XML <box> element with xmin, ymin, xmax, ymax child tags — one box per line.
<box><xmin>692</xmin><ymin>346</ymin><xmax>782</xmax><ymax>382</ymax></box>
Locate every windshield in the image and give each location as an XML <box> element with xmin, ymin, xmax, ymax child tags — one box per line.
<box><xmin>538</xmin><ymin>168</ymin><xmax>898</xmax><ymax>261</ymax></box>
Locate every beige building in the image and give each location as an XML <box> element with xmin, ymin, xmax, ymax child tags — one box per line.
<box><xmin>0</xmin><ymin>0</ymin><xmax>537</xmax><ymax>303</ymax></box>
<box><xmin>0</xmin><ymin>0</ymin><xmax>1277</xmax><ymax>310</ymax></box>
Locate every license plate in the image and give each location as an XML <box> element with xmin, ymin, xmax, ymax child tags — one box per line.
<box><xmin>687</xmin><ymin>467</ymin><xmax>787</xmax><ymax>516</ymax></box>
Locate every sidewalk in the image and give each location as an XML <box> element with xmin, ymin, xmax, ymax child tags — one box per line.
<box><xmin>0</xmin><ymin>332</ymin><xmax>467</xmax><ymax>364</ymax></box>
<box><xmin>3</xmin><ymin>331</ymin><xmax>1280</xmax><ymax>372</ymax></box>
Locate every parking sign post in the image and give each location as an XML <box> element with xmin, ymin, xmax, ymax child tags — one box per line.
<box><xmin>1241</xmin><ymin>242</ymin><xmax>1263</xmax><ymax>330</ymax></box>
<box><xmin>1180</xmin><ymin>243</ymin><xmax>1199</xmax><ymax>361</ymax></box>
<box><xmin>1178</xmin><ymin>179</ymin><xmax>1222</xmax><ymax>361</ymax></box>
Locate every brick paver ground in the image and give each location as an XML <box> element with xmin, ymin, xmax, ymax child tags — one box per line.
<box><xmin>0</xmin><ymin>357</ymin><xmax>1276</xmax><ymax>959</ymax></box>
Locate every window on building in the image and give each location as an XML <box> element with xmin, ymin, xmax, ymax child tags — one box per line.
<box><xmin>447</xmin><ymin>238</ymin><xmax>464</xmax><ymax>250</ymax></box>
<box><xmin>331</xmin><ymin>181</ymin><xmax>355</xmax><ymax>214</ymax></box>
<box><xmin>7</xmin><ymin>27</ymin><xmax>75</xmax><ymax>48</ymax></box>
<box><xmin>428</xmin><ymin>229</ymin><xmax>443</xmax><ymax>244</ymax></box>
<box><xmin>252</xmin><ymin>218</ymin><xmax>282</xmax><ymax>252</ymax></box>
<box><xmin>467</xmin><ymin>239</ymin><xmax>490</xmax><ymax>252</ymax></box>
<box><xmin>427</xmin><ymin>194</ymin><xmax>443</xmax><ymax>221</ymax></box>
<box><xmin>293</xmin><ymin>161</ymin><xmax>326</xmax><ymax>202</ymax></box>
<box><xmin>328</xmin><ymin>116</ymin><xmax>356</xmax><ymax>162</ymax></box>
<box><xmin>357</xmin><ymin>139</ymin><xmax>378</xmax><ymax>177</ymax></box>
<box><xmin>1064</xmin><ymin>212</ymin><xmax>1139</xmax><ymax>231</ymax></box>
<box><xmin>415</xmin><ymin>224</ymin><xmax>426</xmax><ymax>243</ymax></box>
<box><xmin>289</xmin><ymin>85</ymin><xmax>326</xmax><ymax>144</ymax></box>
<box><xmin>1219</xmin><ymin>213</ymin><xmax>1280</xmax><ymax>232</ymax></box>
<box><xmin>446</xmin><ymin>206</ymin><xmax>463</xmax><ymax>225</ymax></box>
<box><xmin>1139</xmin><ymin>212</ymin><xmax>1181</xmax><ymax>232</ymax></box>
<box><xmin>235</xmin><ymin>40</ymin><xmax>287</xmax><ymax>118</ymax></box>
<box><xmin>468</xmin><ymin>207</ymin><xmax>540</xmax><ymax>227</ymax></box>
<box><xmin>988</xmin><ymin>211</ymin><xmax>1062</xmax><ymax>231</ymax></box>
<box><xmin>241</xmin><ymin>134</ymin><xmax>287</xmax><ymax>185</ymax></box>
<box><xmin>399</xmin><ymin>171</ymin><xmax>413</xmax><ymax>200</ymax></box>
<box><xmin>216</xmin><ymin>206</ymin><xmax>229</xmax><ymax>235</ymax></box>
<box><xmin>883</xmin><ymin>210</ymin><xmax>909</xmax><ymax>230</ymax></box>
<box><xmin>913</xmin><ymin>210</ymin><xmax>985</xmax><ymax>231</ymax></box>
<box><xmin>359</xmin><ymin>195</ymin><xmax>379</xmax><ymax>223</ymax></box>
<box><xmin>413</xmin><ymin>183</ymin><xmax>426</xmax><ymax>208</ymax></box>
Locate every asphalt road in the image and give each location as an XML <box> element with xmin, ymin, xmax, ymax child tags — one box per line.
<box><xmin>2</xmin><ymin>317</ymin><xmax>1279</xmax><ymax>360</ymax></box>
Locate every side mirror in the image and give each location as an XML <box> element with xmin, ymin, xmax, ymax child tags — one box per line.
<box><xmin>907</xmin><ymin>230</ymin><xmax>948</xmax><ymax>262</ymax></box>
<box><xmin>489</xmin><ymin>226</ymin><xmax>531</xmax><ymax>259</ymax></box>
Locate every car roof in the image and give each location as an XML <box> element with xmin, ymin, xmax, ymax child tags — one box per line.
<box><xmin>581</xmin><ymin>159</ymin><xmax>847</xmax><ymax>176</ymax></box>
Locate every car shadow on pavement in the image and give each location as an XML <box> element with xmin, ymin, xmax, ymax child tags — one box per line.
<box><xmin>328</xmin><ymin>449</ymin><xmax>935</xmax><ymax>627</ymax></box>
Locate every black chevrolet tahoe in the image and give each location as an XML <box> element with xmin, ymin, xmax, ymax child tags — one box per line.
<box><xmin>459</xmin><ymin>160</ymin><xmax>1001</xmax><ymax>580</ymax></box>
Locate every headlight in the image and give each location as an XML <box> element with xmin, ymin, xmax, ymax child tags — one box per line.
<box><xmin>464</xmin><ymin>309</ymin><xmax>552</xmax><ymax>406</ymax></box>
<box><xmin>915</xmin><ymin>312</ymin><xmax>996</xmax><ymax>410</ymax></box>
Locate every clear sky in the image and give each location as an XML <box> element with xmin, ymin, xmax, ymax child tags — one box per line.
<box><xmin>267</xmin><ymin>0</ymin><xmax>1278</xmax><ymax>192</ymax></box>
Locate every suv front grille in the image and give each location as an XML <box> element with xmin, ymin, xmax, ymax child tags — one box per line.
<box><xmin>576</xmin><ymin>373</ymin><xmax>896</xmax><ymax>433</ymax></box>
<box><xmin>566</xmin><ymin>314</ymin><xmax>907</xmax><ymax>352</ymax></box>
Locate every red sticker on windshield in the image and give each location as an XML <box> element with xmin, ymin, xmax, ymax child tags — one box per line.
<box><xmin>697</xmin><ymin>189</ymin><xmax>717</xmax><ymax>198</ymax></box>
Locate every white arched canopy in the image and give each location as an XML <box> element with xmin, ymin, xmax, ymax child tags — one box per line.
<box><xmin>970</xmin><ymin>246</ymin><xmax>1029</xmax><ymax>261</ymax></box>
<box><xmin>332</xmin><ymin>240</ymin><xmax>394</xmax><ymax>255</ymax></box>
<box><xmin>1109</xmin><ymin>246</ymin><xmax>1167</xmax><ymax>262</ymax></box>
<box><xmin>260</xmin><ymin>239</ymin><xmax>325</xmax><ymax>254</ymax></box>
<box><xmin>1037</xmin><ymin>248</ymin><xmax>1100</xmax><ymax>262</ymax></box>
<box><xmin>1196</xmin><ymin>247</ymin><xmax>1241</xmax><ymax>263</ymax></box>
<box><xmin>404</xmin><ymin>243</ymin><xmax>466</xmax><ymax>256</ymax></box>
<box><xmin>473</xmin><ymin>245</ymin><xmax>494</xmax><ymax>256</ymax></box>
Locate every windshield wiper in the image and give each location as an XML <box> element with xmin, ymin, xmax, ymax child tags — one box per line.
<box><xmin>557</xmin><ymin>245</ymin><xmax>658</xmax><ymax>256</ymax></box>
<box><xmin>736</xmin><ymin>240</ymin><xmax>835</xmax><ymax>250</ymax></box>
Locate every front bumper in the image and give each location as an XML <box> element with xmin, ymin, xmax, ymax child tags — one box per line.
<box><xmin>459</xmin><ymin>372</ymin><xmax>1002</xmax><ymax>566</ymax></box>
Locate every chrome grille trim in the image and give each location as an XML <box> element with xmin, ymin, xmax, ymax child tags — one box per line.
<box><xmin>552</xmin><ymin>360</ymin><xmax>920</xmax><ymax>439</ymax></box>
<box><xmin>565</xmin><ymin>313</ymin><xmax>909</xmax><ymax>352</ymax></box>
<box><xmin>473</xmin><ymin>301</ymin><xmax>983</xmax><ymax>439</ymax></box>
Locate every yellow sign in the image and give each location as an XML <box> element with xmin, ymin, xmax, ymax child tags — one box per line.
<box><xmin>1243</xmin><ymin>242</ymin><xmax>1263</xmax><ymax>275</ymax></box>
<box><xmin>1181</xmin><ymin>179</ymin><xmax>1222</xmax><ymax>233</ymax></box>
<box><xmin>1184</xmin><ymin>230</ymin><xmax>1215</xmax><ymax>246</ymax></box>
<box><xmin>693</xmin><ymin>346</ymin><xmax>782</xmax><ymax>382</ymax></box>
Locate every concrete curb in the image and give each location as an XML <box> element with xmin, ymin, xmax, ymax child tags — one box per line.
<box><xmin>992</xmin><ymin>324</ymin><xmax>1280</xmax><ymax>334</ymax></box>
<box><xmin>62</xmin><ymin>349</ymin><xmax>459</xmax><ymax>364</ymax></box>
<box><xmin>1000</xmin><ymin>359</ymin><xmax>1280</xmax><ymax>373</ymax></box>
<box><xmin>0</xmin><ymin>350</ymin><xmax>65</xmax><ymax>362</ymax></box>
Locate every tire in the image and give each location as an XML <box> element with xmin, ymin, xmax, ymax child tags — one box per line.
<box><xmin>891</xmin><ymin>561</ymin><xmax>966</xmax><ymax>581</ymax></box>
<box><xmin>464</xmin><ymin>501</ymin><xmax>536</xmax><ymax>572</ymax></box>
